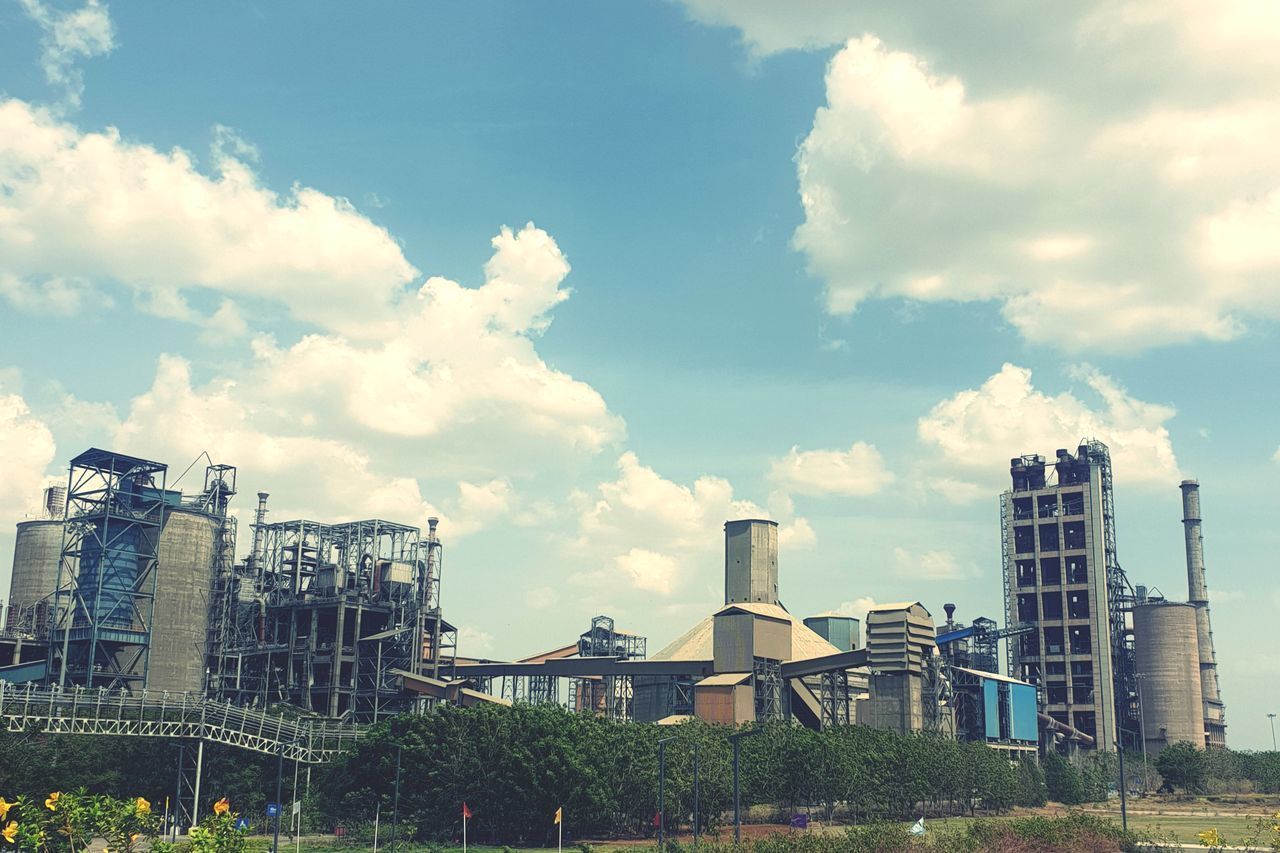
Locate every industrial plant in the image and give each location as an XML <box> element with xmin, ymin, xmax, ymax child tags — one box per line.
<box><xmin>0</xmin><ymin>439</ymin><xmax>1229</xmax><ymax>765</ymax></box>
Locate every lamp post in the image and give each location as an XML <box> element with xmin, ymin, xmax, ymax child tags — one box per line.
<box><xmin>656</xmin><ymin>736</ymin><xmax>675</xmax><ymax>848</ymax></box>
<box><xmin>729</xmin><ymin>728</ymin><xmax>762</xmax><ymax>843</ymax></box>
<box><xmin>1269</xmin><ymin>714</ymin><xmax>1277</xmax><ymax>751</ymax></box>
<box><xmin>692</xmin><ymin>741</ymin><xmax>700</xmax><ymax>847</ymax></box>
<box><xmin>390</xmin><ymin>745</ymin><xmax>403</xmax><ymax>848</ymax></box>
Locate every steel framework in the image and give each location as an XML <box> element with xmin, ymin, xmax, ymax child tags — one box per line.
<box><xmin>1088</xmin><ymin>440</ymin><xmax>1141</xmax><ymax>750</ymax></box>
<box><xmin>49</xmin><ymin>449</ymin><xmax>169</xmax><ymax>691</ymax></box>
<box><xmin>212</xmin><ymin>513</ymin><xmax>454</xmax><ymax>720</ymax></box>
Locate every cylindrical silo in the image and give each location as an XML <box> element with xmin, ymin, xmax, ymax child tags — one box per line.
<box><xmin>6</xmin><ymin>520</ymin><xmax>64</xmax><ymax>635</ymax></box>
<box><xmin>148</xmin><ymin>508</ymin><xmax>219</xmax><ymax>694</ymax></box>
<box><xmin>1134</xmin><ymin>601</ymin><xmax>1204</xmax><ymax>752</ymax></box>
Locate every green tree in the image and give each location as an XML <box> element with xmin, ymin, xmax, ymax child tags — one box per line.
<box><xmin>1043</xmin><ymin>752</ymin><xmax>1086</xmax><ymax>804</ymax></box>
<box><xmin>1156</xmin><ymin>741</ymin><xmax>1208</xmax><ymax>793</ymax></box>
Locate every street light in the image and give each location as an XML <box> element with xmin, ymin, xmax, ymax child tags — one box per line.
<box><xmin>656</xmin><ymin>736</ymin><xmax>675</xmax><ymax>848</ymax></box>
<box><xmin>390</xmin><ymin>745</ymin><xmax>403</xmax><ymax>849</ymax></box>
<box><xmin>1269</xmin><ymin>714</ymin><xmax>1277</xmax><ymax>751</ymax></box>
<box><xmin>692</xmin><ymin>741</ymin><xmax>700</xmax><ymax>847</ymax></box>
<box><xmin>729</xmin><ymin>727</ymin><xmax>762</xmax><ymax>843</ymax></box>
<box><xmin>273</xmin><ymin>737</ymin><xmax>302</xmax><ymax>853</ymax></box>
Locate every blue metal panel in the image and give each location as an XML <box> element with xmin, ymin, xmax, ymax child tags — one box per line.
<box><xmin>983</xmin><ymin>679</ymin><xmax>1000</xmax><ymax>739</ymax></box>
<box><xmin>1010</xmin><ymin>683</ymin><xmax>1039</xmax><ymax>742</ymax></box>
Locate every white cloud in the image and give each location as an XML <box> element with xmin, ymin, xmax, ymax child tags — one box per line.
<box><xmin>526</xmin><ymin>586</ymin><xmax>557</xmax><ymax>610</ymax></box>
<box><xmin>570</xmin><ymin>452</ymin><xmax>814</xmax><ymax>600</ymax></box>
<box><xmin>917</xmin><ymin>363</ymin><xmax>1180</xmax><ymax>495</ymax></box>
<box><xmin>243</xmin><ymin>224</ymin><xmax>621</xmax><ymax>452</ymax></box>
<box><xmin>892</xmin><ymin>547</ymin><xmax>975</xmax><ymax>580</ymax></box>
<box><xmin>835</xmin><ymin>596</ymin><xmax>879</xmax><ymax>622</ymax></box>
<box><xmin>17</xmin><ymin>0</ymin><xmax>114</xmax><ymax>110</ymax></box>
<box><xmin>0</xmin><ymin>274</ymin><xmax>109</xmax><ymax>315</ymax></box>
<box><xmin>768</xmin><ymin>440</ymin><xmax>894</xmax><ymax>497</ymax></box>
<box><xmin>457</xmin><ymin>625</ymin><xmax>494</xmax><ymax>659</ymax></box>
<box><xmin>683</xmin><ymin>2</ymin><xmax>1280</xmax><ymax>351</ymax></box>
<box><xmin>0</xmin><ymin>100</ymin><xmax>418</xmax><ymax>336</ymax></box>
<box><xmin>0</xmin><ymin>382</ymin><xmax>58</xmax><ymax>520</ymax></box>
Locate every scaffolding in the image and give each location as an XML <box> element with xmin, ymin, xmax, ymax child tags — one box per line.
<box><xmin>48</xmin><ymin>449</ymin><xmax>169</xmax><ymax>691</ymax></box>
<box><xmin>211</xmin><ymin>511</ymin><xmax>455</xmax><ymax>721</ymax></box>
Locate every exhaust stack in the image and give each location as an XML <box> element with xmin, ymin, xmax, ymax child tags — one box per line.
<box><xmin>1180</xmin><ymin>480</ymin><xmax>1227</xmax><ymax>746</ymax></box>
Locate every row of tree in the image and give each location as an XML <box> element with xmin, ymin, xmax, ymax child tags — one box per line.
<box><xmin>315</xmin><ymin>704</ymin><xmax>1046</xmax><ymax>844</ymax></box>
<box><xmin>4</xmin><ymin>704</ymin><xmax>1280</xmax><ymax>844</ymax></box>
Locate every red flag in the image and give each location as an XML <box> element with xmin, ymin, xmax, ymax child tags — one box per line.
<box><xmin>462</xmin><ymin>802</ymin><xmax>472</xmax><ymax>820</ymax></box>
<box><xmin>652</xmin><ymin>811</ymin><xmax>661</xmax><ymax>828</ymax></box>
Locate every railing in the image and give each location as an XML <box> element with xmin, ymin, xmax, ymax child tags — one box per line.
<box><xmin>0</xmin><ymin>682</ymin><xmax>362</xmax><ymax>763</ymax></box>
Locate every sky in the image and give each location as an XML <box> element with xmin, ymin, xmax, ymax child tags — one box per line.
<box><xmin>0</xmin><ymin>1</ymin><xmax>1277</xmax><ymax>748</ymax></box>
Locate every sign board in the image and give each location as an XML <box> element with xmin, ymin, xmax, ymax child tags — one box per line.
<box><xmin>790</xmin><ymin>814</ymin><xmax>809</xmax><ymax>829</ymax></box>
<box><xmin>266</xmin><ymin>803</ymin><xmax>281</xmax><ymax>817</ymax></box>
<box><xmin>292</xmin><ymin>800</ymin><xmax>301</xmax><ymax>816</ymax></box>
<box><xmin>234</xmin><ymin>817</ymin><xmax>250</xmax><ymax>832</ymax></box>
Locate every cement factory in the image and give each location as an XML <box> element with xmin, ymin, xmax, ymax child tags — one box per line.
<box><xmin>0</xmin><ymin>440</ymin><xmax>1227</xmax><ymax>764</ymax></box>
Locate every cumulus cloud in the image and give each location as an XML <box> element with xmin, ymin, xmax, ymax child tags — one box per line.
<box><xmin>570</xmin><ymin>452</ymin><xmax>814</xmax><ymax>600</ymax></box>
<box><xmin>0</xmin><ymin>100</ymin><xmax>418</xmax><ymax>335</ymax></box>
<box><xmin>0</xmin><ymin>382</ymin><xmax>58</xmax><ymax>520</ymax></box>
<box><xmin>768</xmin><ymin>441</ymin><xmax>894</xmax><ymax>497</ymax></box>
<box><xmin>892</xmin><ymin>547</ymin><xmax>976</xmax><ymax>580</ymax></box>
<box><xmin>17</xmin><ymin>0</ymin><xmax>114</xmax><ymax>110</ymax></box>
<box><xmin>835</xmin><ymin>596</ymin><xmax>880</xmax><ymax>622</ymax></box>
<box><xmin>683</xmin><ymin>2</ymin><xmax>1280</xmax><ymax>351</ymax></box>
<box><xmin>917</xmin><ymin>363</ymin><xmax>1180</xmax><ymax>496</ymax></box>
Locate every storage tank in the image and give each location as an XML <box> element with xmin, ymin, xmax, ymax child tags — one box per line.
<box><xmin>804</xmin><ymin>613</ymin><xmax>860</xmax><ymax>650</ymax></box>
<box><xmin>148</xmin><ymin>508</ymin><xmax>219</xmax><ymax>694</ymax></box>
<box><xmin>1134</xmin><ymin>601</ymin><xmax>1204</xmax><ymax>752</ymax></box>
<box><xmin>6</xmin><ymin>519</ymin><xmax>64</xmax><ymax>635</ymax></box>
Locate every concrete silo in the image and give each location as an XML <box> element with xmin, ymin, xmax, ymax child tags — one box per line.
<box><xmin>148</xmin><ymin>508</ymin><xmax>220</xmax><ymax>694</ymax></box>
<box><xmin>1133</xmin><ymin>601</ymin><xmax>1204</xmax><ymax>753</ymax></box>
<box><xmin>6</xmin><ymin>519</ymin><xmax>63</xmax><ymax>635</ymax></box>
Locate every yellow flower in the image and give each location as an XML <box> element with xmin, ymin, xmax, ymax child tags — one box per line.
<box><xmin>213</xmin><ymin>798</ymin><xmax>230</xmax><ymax>816</ymax></box>
<box><xmin>135</xmin><ymin>797</ymin><xmax>150</xmax><ymax>816</ymax></box>
<box><xmin>1198</xmin><ymin>828</ymin><xmax>1223</xmax><ymax>847</ymax></box>
<box><xmin>1</xmin><ymin>822</ymin><xmax>15</xmax><ymax>844</ymax></box>
<box><xmin>45</xmin><ymin>792</ymin><xmax>61</xmax><ymax>811</ymax></box>
<box><xmin>0</xmin><ymin>800</ymin><xmax>12</xmax><ymax>821</ymax></box>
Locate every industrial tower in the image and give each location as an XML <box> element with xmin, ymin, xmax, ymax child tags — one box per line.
<box><xmin>1180</xmin><ymin>480</ymin><xmax>1227</xmax><ymax>746</ymax></box>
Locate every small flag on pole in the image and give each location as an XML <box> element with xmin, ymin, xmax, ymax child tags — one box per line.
<box><xmin>462</xmin><ymin>803</ymin><xmax>472</xmax><ymax>820</ymax></box>
<box><xmin>554</xmin><ymin>806</ymin><xmax>562</xmax><ymax>825</ymax></box>
<box><xmin>910</xmin><ymin>817</ymin><xmax>925</xmax><ymax>836</ymax></box>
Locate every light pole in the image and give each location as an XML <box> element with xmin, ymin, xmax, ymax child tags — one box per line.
<box><xmin>1269</xmin><ymin>714</ymin><xmax>1277</xmax><ymax>751</ymax></box>
<box><xmin>390</xmin><ymin>745</ymin><xmax>403</xmax><ymax>849</ymax></box>
<box><xmin>729</xmin><ymin>728</ymin><xmax>762</xmax><ymax>843</ymax></box>
<box><xmin>692</xmin><ymin>741</ymin><xmax>700</xmax><ymax>847</ymax></box>
<box><xmin>273</xmin><ymin>737</ymin><xmax>302</xmax><ymax>853</ymax></box>
<box><xmin>656</xmin><ymin>736</ymin><xmax>675</xmax><ymax>848</ymax></box>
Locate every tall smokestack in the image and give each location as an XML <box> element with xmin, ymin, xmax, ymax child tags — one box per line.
<box><xmin>1181</xmin><ymin>479</ymin><xmax>1227</xmax><ymax>746</ymax></box>
<box><xmin>251</xmin><ymin>492</ymin><xmax>269</xmax><ymax>570</ymax></box>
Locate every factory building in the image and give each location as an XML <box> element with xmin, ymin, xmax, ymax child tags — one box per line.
<box><xmin>1002</xmin><ymin>442</ymin><xmax>1138</xmax><ymax>753</ymax></box>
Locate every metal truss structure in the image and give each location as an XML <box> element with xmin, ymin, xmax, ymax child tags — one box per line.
<box><xmin>49</xmin><ymin>450</ymin><xmax>168</xmax><ymax>691</ymax></box>
<box><xmin>212</xmin><ymin>513</ymin><xmax>454</xmax><ymax>720</ymax></box>
<box><xmin>752</xmin><ymin>657</ymin><xmax>783</xmax><ymax>722</ymax></box>
<box><xmin>1088</xmin><ymin>440</ymin><xmax>1141</xmax><ymax>750</ymax></box>
<box><xmin>0</xmin><ymin>682</ymin><xmax>361</xmax><ymax>762</ymax></box>
<box><xmin>817</xmin><ymin>670</ymin><xmax>850</xmax><ymax>727</ymax></box>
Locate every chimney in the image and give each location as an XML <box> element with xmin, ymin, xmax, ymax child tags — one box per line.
<box><xmin>1181</xmin><ymin>480</ymin><xmax>1225</xmax><ymax>732</ymax></box>
<box><xmin>250</xmin><ymin>492</ymin><xmax>269</xmax><ymax>569</ymax></box>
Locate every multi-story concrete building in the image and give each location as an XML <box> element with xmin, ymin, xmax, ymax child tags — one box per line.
<box><xmin>1002</xmin><ymin>443</ymin><xmax>1123</xmax><ymax>752</ymax></box>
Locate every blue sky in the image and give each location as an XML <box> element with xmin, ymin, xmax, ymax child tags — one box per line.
<box><xmin>0</xmin><ymin>1</ymin><xmax>1277</xmax><ymax>748</ymax></box>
